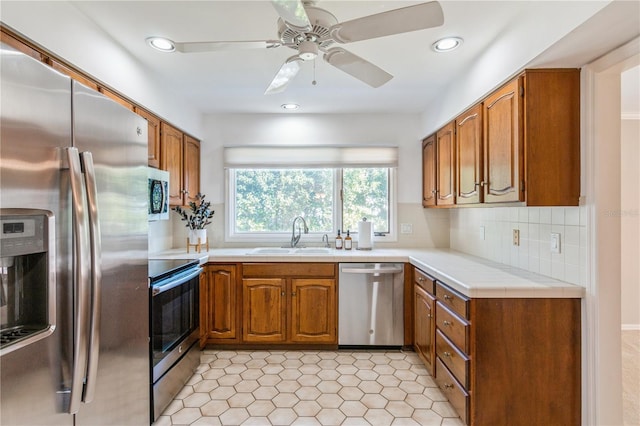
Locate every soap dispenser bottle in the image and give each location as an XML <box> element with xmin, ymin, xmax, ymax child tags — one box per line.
<box><xmin>344</xmin><ymin>230</ymin><xmax>352</xmax><ymax>250</ymax></box>
<box><xmin>335</xmin><ymin>230</ymin><xmax>343</xmax><ymax>249</ymax></box>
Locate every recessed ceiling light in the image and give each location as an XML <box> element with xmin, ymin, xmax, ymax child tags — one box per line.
<box><xmin>146</xmin><ymin>37</ymin><xmax>176</xmax><ymax>52</ymax></box>
<box><xmin>281</xmin><ymin>103</ymin><xmax>299</xmax><ymax>110</ymax></box>
<box><xmin>432</xmin><ymin>37</ymin><xmax>463</xmax><ymax>53</ymax></box>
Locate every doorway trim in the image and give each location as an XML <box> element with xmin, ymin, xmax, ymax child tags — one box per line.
<box><xmin>582</xmin><ymin>37</ymin><xmax>639</xmax><ymax>426</ymax></box>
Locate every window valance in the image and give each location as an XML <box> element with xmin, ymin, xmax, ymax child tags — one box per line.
<box><xmin>223</xmin><ymin>146</ymin><xmax>398</xmax><ymax>168</ymax></box>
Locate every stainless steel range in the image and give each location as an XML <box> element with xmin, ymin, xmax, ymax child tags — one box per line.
<box><xmin>148</xmin><ymin>259</ymin><xmax>201</xmax><ymax>421</ymax></box>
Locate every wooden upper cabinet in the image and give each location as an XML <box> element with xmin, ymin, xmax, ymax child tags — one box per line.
<box><xmin>160</xmin><ymin>122</ymin><xmax>185</xmax><ymax>206</ymax></box>
<box><xmin>1</xmin><ymin>29</ymin><xmax>43</xmax><ymax>61</ymax></box>
<box><xmin>134</xmin><ymin>107</ymin><xmax>161</xmax><ymax>168</ymax></box>
<box><xmin>456</xmin><ymin>104</ymin><xmax>483</xmax><ymax>204</ymax></box>
<box><xmin>483</xmin><ymin>78</ymin><xmax>523</xmax><ymax>203</ymax></box>
<box><xmin>422</xmin><ymin>135</ymin><xmax>437</xmax><ymax>207</ymax></box>
<box><xmin>436</xmin><ymin>122</ymin><xmax>455</xmax><ymax>206</ymax></box>
<box><xmin>49</xmin><ymin>59</ymin><xmax>99</xmax><ymax>91</ymax></box>
<box><xmin>99</xmin><ymin>87</ymin><xmax>134</xmax><ymax>111</ymax></box>
<box><xmin>522</xmin><ymin>69</ymin><xmax>580</xmax><ymax>206</ymax></box>
<box><xmin>183</xmin><ymin>135</ymin><xmax>201</xmax><ymax>204</ymax></box>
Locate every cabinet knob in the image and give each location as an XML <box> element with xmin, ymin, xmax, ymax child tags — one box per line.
<box><xmin>442</xmin><ymin>320</ymin><xmax>452</xmax><ymax>327</ymax></box>
<box><xmin>442</xmin><ymin>383</ymin><xmax>454</xmax><ymax>390</ymax></box>
<box><xmin>418</xmin><ymin>277</ymin><xmax>424</xmax><ymax>282</ymax></box>
<box><xmin>291</xmin><ymin>292</ymin><xmax>296</xmax><ymax>296</ymax></box>
<box><xmin>427</xmin><ymin>313</ymin><xmax>432</xmax><ymax>319</ymax></box>
<box><xmin>281</xmin><ymin>291</ymin><xmax>285</xmax><ymax>296</ymax></box>
<box><xmin>443</xmin><ymin>294</ymin><xmax>453</xmax><ymax>301</ymax></box>
<box><xmin>443</xmin><ymin>351</ymin><xmax>452</xmax><ymax>358</ymax></box>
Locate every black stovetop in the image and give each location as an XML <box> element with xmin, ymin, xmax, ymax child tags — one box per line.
<box><xmin>148</xmin><ymin>258</ymin><xmax>199</xmax><ymax>283</ymax></box>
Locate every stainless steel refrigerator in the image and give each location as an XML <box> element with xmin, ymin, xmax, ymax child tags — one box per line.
<box><xmin>0</xmin><ymin>42</ymin><xmax>150</xmax><ymax>424</ymax></box>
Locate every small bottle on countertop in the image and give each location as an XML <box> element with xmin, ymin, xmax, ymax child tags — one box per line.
<box><xmin>344</xmin><ymin>230</ymin><xmax>352</xmax><ymax>250</ymax></box>
<box><xmin>335</xmin><ymin>230</ymin><xmax>343</xmax><ymax>249</ymax></box>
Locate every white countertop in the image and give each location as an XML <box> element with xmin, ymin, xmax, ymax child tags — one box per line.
<box><xmin>149</xmin><ymin>247</ymin><xmax>585</xmax><ymax>299</ymax></box>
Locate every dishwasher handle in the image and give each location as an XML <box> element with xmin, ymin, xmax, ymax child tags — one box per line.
<box><xmin>340</xmin><ymin>266</ymin><xmax>403</xmax><ymax>274</ymax></box>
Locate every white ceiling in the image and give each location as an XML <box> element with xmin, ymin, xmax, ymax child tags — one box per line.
<box><xmin>61</xmin><ymin>0</ymin><xmax>632</xmax><ymax>115</ymax></box>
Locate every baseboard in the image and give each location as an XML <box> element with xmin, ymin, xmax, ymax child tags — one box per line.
<box><xmin>621</xmin><ymin>324</ymin><xmax>640</xmax><ymax>331</ymax></box>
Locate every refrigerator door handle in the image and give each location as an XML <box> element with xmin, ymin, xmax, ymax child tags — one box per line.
<box><xmin>66</xmin><ymin>148</ymin><xmax>91</xmax><ymax>415</ymax></box>
<box><xmin>80</xmin><ymin>151</ymin><xmax>102</xmax><ymax>404</ymax></box>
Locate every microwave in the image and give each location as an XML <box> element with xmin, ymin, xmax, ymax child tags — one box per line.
<box><xmin>148</xmin><ymin>168</ymin><xmax>170</xmax><ymax>221</ymax></box>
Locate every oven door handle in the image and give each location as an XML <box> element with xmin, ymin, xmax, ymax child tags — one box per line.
<box><xmin>151</xmin><ymin>267</ymin><xmax>201</xmax><ymax>296</ymax></box>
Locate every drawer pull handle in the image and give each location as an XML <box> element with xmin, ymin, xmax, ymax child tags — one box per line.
<box><xmin>418</xmin><ymin>277</ymin><xmax>424</xmax><ymax>282</ymax></box>
<box><xmin>443</xmin><ymin>294</ymin><xmax>453</xmax><ymax>301</ymax></box>
<box><xmin>442</xmin><ymin>320</ymin><xmax>453</xmax><ymax>326</ymax></box>
<box><xmin>442</xmin><ymin>383</ymin><xmax>454</xmax><ymax>390</ymax></box>
<box><xmin>443</xmin><ymin>351</ymin><xmax>452</xmax><ymax>358</ymax></box>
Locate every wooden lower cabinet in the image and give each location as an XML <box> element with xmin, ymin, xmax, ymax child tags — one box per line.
<box><xmin>291</xmin><ymin>279</ymin><xmax>336</xmax><ymax>343</ymax></box>
<box><xmin>427</xmin><ymin>278</ymin><xmax>581</xmax><ymax>426</ymax></box>
<box><xmin>200</xmin><ymin>264</ymin><xmax>239</xmax><ymax>346</ymax></box>
<box><xmin>413</xmin><ymin>267</ymin><xmax>436</xmax><ymax>374</ymax></box>
<box><xmin>242</xmin><ymin>278</ymin><xmax>287</xmax><ymax>343</ymax></box>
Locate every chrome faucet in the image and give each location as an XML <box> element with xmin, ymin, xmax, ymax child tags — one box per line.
<box><xmin>290</xmin><ymin>216</ymin><xmax>309</xmax><ymax>248</ymax></box>
<box><xmin>322</xmin><ymin>234</ymin><xmax>330</xmax><ymax>248</ymax></box>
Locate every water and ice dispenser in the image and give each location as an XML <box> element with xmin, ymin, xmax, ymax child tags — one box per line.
<box><xmin>0</xmin><ymin>209</ymin><xmax>55</xmax><ymax>356</ymax></box>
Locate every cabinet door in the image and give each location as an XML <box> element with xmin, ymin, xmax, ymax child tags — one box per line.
<box><xmin>483</xmin><ymin>78</ymin><xmax>523</xmax><ymax>203</ymax></box>
<box><xmin>160</xmin><ymin>122</ymin><xmax>184</xmax><ymax>206</ymax></box>
<box><xmin>436</xmin><ymin>122</ymin><xmax>455</xmax><ymax>206</ymax></box>
<box><xmin>291</xmin><ymin>279</ymin><xmax>337</xmax><ymax>343</ymax></box>
<box><xmin>183</xmin><ymin>135</ymin><xmax>200</xmax><ymax>205</ymax></box>
<box><xmin>242</xmin><ymin>278</ymin><xmax>286</xmax><ymax>343</ymax></box>
<box><xmin>48</xmin><ymin>59</ymin><xmax>99</xmax><ymax>91</ymax></box>
<box><xmin>414</xmin><ymin>285</ymin><xmax>435</xmax><ymax>374</ymax></box>
<box><xmin>456</xmin><ymin>104</ymin><xmax>483</xmax><ymax>204</ymax></box>
<box><xmin>422</xmin><ymin>135</ymin><xmax>437</xmax><ymax>207</ymax></box>
<box><xmin>203</xmin><ymin>265</ymin><xmax>237</xmax><ymax>342</ymax></box>
<box><xmin>135</xmin><ymin>107</ymin><xmax>161</xmax><ymax>168</ymax></box>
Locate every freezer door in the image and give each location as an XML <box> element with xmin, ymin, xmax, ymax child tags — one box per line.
<box><xmin>71</xmin><ymin>82</ymin><xmax>150</xmax><ymax>425</ymax></box>
<box><xmin>0</xmin><ymin>44</ymin><xmax>73</xmax><ymax>425</ymax></box>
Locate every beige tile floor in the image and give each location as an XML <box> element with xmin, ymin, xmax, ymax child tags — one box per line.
<box><xmin>154</xmin><ymin>349</ymin><xmax>463</xmax><ymax>426</ymax></box>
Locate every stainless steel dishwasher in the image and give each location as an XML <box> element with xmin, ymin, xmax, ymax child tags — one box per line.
<box><xmin>338</xmin><ymin>263</ymin><xmax>404</xmax><ymax>347</ymax></box>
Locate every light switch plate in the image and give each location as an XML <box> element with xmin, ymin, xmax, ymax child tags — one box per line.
<box><xmin>400</xmin><ymin>223</ymin><xmax>413</xmax><ymax>234</ymax></box>
<box><xmin>512</xmin><ymin>229</ymin><xmax>520</xmax><ymax>246</ymax></box>
<box><xmin>550</xmin><ymin>232</ymin><xmax>561</xmax><ymax>253</ymax></box>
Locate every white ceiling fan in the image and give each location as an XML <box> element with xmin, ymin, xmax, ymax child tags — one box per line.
<box><xmin>146</xmin><ymin>0</ymin><xmax>444</xmax><ymax>94</ymax></box>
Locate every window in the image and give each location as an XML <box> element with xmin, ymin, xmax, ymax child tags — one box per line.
<box><xmin>227</xmin><ymin>168</ymin><xmax>396</xmax><ymax>243</ymax></box>
<box><xmin>225</xmin><ymin>146</ymin><xmax>397</xmax><ymax>243</ymax></box>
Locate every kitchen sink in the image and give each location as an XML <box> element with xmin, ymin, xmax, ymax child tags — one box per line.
<box><xmin>246</xmin><ymin>247</ymin><xmax>333</xmax><ymax>255</ymax></box>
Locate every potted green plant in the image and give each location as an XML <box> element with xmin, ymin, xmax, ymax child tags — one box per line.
<box><xmin>173</xmin><ymin>193</ymin><xmax>215</xmax><ymax>244</ymax></box>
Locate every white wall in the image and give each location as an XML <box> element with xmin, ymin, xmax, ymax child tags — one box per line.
<box><xmin>180</xmin><ymin>113</ymin><xmax>451</xmax><ymax>249</ymax></box>
<box><xmin>621</xmin><ymin>117</ymin><xmax>640</xmax><ymax>328</ymax></box>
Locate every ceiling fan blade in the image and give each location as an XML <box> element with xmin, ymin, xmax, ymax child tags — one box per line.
<box><xmin>175</xmin><ymin>40</ymin><xmax>281</xmax><ymax>53</ymax></box>
<box><xmin>271</xmin><ymin>0</ymin><xmax>312</xmax><ymax>32</ymax></box>
<box><xmin>264</xmin><ymin>57</ymin><xmax>302</xmax><ymax>95</ymax></box>
<box><xmin>323</xmin><ymin>47</ymin><xmax>392</xmax><ymax>88</ymax></box>
<box><xmin>330</xmin><ymin>1</ymin><xmax>444</xmax><ymax>44</ymax></box>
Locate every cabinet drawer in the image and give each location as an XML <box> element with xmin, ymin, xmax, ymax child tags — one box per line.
<box><xmin>243</xmin><ymin>263</ymin><xmax>336</xmax><ymax>278</ymax></box>
<box><xmin>435</xmin><ymin>358</ymin><xmax>469</xmax><ymax>425</ymax></box>
<box><xmin>436</xmin><ymin>282</ymin><xmax>469</xmax><ymax>319</ymax></box>
<box><xmin>414</xmin><ymin>268</ymin><xmax>435</xmax><ymax>295</ymax></box>
<box><xmin>435</xmin><ymin>329</ymin><xmax>469</xmax><ymax>389</ymax></box>
<box><xmin>436</xmin><ymin>301</ymin><xmax>469</xmax><ymax>353</ymax></box>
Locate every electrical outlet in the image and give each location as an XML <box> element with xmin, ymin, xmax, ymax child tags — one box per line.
<box><xmin>400</xmin><ymin>223</ymin><xmax>413</xmax><ymax>234</ymax></box>
<box><xmin>550</xmin><ymin>232</ymin><xmax>561</xmax><ymax>253</ymax></box>
<box><xmin>513</xmin><ymin>229</ymin><xmax>520</xmax><ymax>246</ymax></box>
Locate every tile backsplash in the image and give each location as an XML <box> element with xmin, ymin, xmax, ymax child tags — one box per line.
<box><xmin>450</xmin><ymin>206</ymin><xmax>587</xmax><ymax>286</ymax></box>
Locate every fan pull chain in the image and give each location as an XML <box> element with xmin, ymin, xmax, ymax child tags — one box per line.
<box><xmin>312</xmin><ymin>60</ymin><xmax>317</xmax><ymax>86</ymax></box>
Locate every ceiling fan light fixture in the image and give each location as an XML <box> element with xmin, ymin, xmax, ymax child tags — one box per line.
<box><xmin>432</xmin><ymin>37</ymin><xmax>463</xmax><ymax>52</ymax></box>
<box><xmin>146</xmin><ymin>37</ymin><xmax>176</xmax><ymax>52</ymax></box>
<box><xmin>281</xmin><ymin>103</ymin><xmax>300</xmax><ymax>110</ymax></box>
<box><xmin>298</xmin><ymin>40</ymin><xmax>318</xmax><ymax>61</ymax></box>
